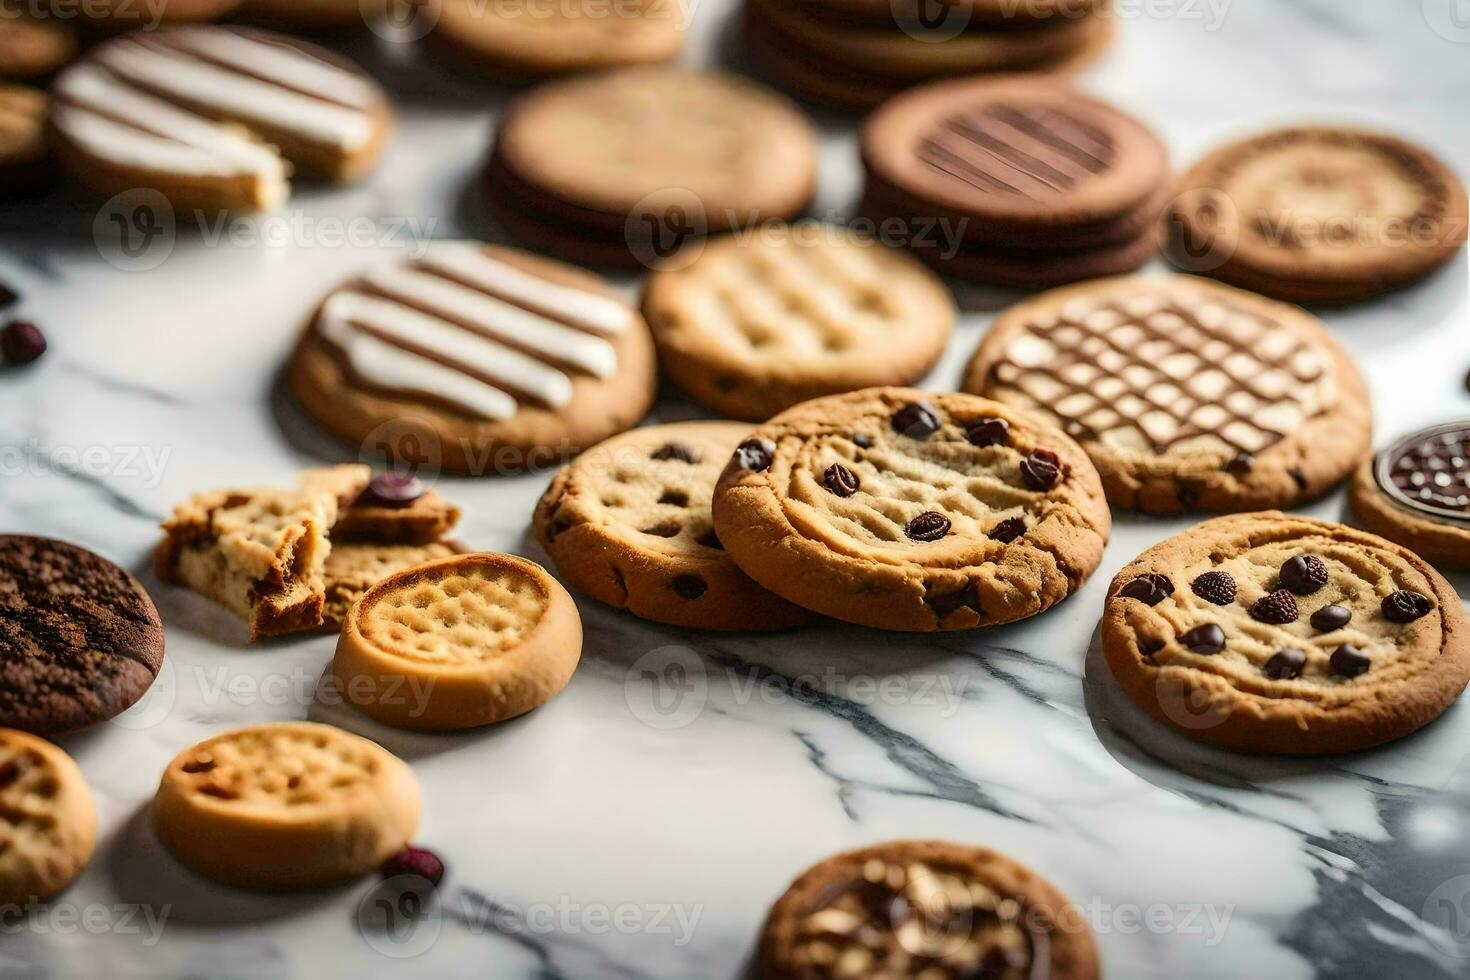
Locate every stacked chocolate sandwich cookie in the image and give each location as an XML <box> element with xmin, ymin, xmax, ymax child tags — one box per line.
<box><xmin>859</xmin><ymin>76</ymin><xmax>1169</xmax><ymax>289</ymax></box>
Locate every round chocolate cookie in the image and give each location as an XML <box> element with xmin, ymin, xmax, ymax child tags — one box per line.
<box><xmin>1351</xmin><ymin>421</ymin><xmax>1470</xmax><ymax>569</ymax></box>
<box><xmin>759</xmin><ymin>839</ymin><xmax>1100</xmax><ymax>980</ymax></box>
<box><xmin>0</xmin><ymin>536</ymin><xmax>165</xmax><ymax>736</ymax></box>
<box><xmin>711</xmin><ymin>388</ymin><xmax>1111</xmax><ymax>632</ymax></box>
<box><xmin>962</xmin><ymin>275</ymin><xmax>1372</xmax><ymax>513</ymax></box>
<box><xmin>1103</xmin><ymin>513</ymin><xmax>1470</xmax><ymax>754</ymax></box>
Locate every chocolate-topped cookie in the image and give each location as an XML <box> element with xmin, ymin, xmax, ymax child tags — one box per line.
<box><xmin>0</xmin><ymin>536</ymin><xmax>165</xmax><ymax>735</ymax></box>
<box><xmin>1351</xmin><ymin>422</ymin><xmax>1470</xmax><ymax>568</ymax></box>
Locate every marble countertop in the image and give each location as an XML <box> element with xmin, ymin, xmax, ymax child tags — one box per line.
<box><xmin>3</xmin><ymin>1</ymin><xmax>1470</xmax><ymax>977</ymax></box>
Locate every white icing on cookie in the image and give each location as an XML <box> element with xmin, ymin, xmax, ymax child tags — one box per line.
<box><xmin>171</xmin><ymin>29</ymin><xmax>380</xmax><ymax>110</ymax></box>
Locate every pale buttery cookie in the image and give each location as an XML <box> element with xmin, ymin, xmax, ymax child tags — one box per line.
<box><xmin>430</xmin><ymin>0</ymin><xmax>687</xmax><ymax>78</ymax></box>
<box><xmin>0</xmin><ymin>85</ymin><xmax>51</xmax><ymax>195</ymax></box>
<box><xmin>711</xmin><ymin>388</ymin><xmax>1112</xmax><ymax>632</ymax></box>
<box><xmin>1167</xmin><ymin>127</ymin><xmax>1469</xmax><ymax>304</ymax></box>
<box><xmin>48</xmin><ymin>26</ymin><xmax>393</xmax><ymax>213</ymax></box>
<box><xmin>333</xmin><ymin>553</ymin><xmax>582</xmax><ymax>730</ymax></box>
<box><xmin>41</xmin><ymin>0</ymin><xmax>244</xmax><ymax>29</ymax></box>
<box><xmin>962</xmin><ymin>275</ymin><xmax>1372</xmax><ymax>513</ymax></box>
<box><xmin>235</xmin><ymin>0</ymin><xmax>388</xmax><ymax>30</ymax></box>
<box><xmin>1105</xmin><ymin>513</ymin><xmax>1470</xmax><ymax>754</ymax></box>
<box><xmin>1350</xmin><ymin>422</ymin><xmax>1470</xmax><ymax>570</ymax></box>
<box><xmin>153</xmin><ymin>722</ymin><xmax>420</xmax><ymax>890</ymax></box>
<box><xmin>0</xmin><ymin>730</ymin><xmax>97</xmax><ymax>906</ymax></box>
<box><xmin>759</xmin><ymin>839</ymin><xmax>1100</xmax><ymax>980</ymax></box>
<box><xmin>641</xmin><ymin>223</ymin><xmax>956</xmax><ymax>422</ymax></box>
<box><xmin>534</xmin><ymin>422</ymin><xmax>809</xmax><ymax>631</ymax></box>
<box><xmin>0</xmin><ymin>536</ymin><xmax>165</xmax><ymax>736</ymax></box>
<box><xmin>0</xmin><ymin>4</ymin><xmax>77</xmax><ymax>80</ymax></box>
<box><xmin>287</xmin><ymin>241</ymin><xmax>658</xmax><ymax>475</ymax></box>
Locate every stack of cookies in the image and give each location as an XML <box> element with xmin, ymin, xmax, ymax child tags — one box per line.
<box><xmin>859</xmin><ymin>76</ymin><xmax>1169</xmax><ymax>289</ymax></box>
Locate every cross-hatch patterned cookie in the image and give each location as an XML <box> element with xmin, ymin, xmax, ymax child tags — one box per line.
<box><xmin>919</xmin><ymin>101</ymin><xmax>1114</xmax><ymax>201</ymax></box>
<box><xmin>0</xmin><ymin>730</ymin><xmax>95</xmax><ymax>905</ymax></box>
<box><xmin>357</xmin><ymin>563</ymin><xmax>546</xmax><ymax>665</ymax></box>
<box><xmin>171</xmin><ymin>724</ymin><xmax>385</xmax><ymax>813</ymax></box>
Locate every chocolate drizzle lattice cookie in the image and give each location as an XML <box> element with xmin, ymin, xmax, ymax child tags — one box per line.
<box><xmin>712</xmin><ymin>388</ymin><xmax>1111</xmax><ymax>632</ymax></box>
<box><xmin>1351</xmin><ymin>421</ymin><xmax>1470</xmax><ymax>569</ymax></box>
<box><xmin>963</xmin><ymin>275</ymin><xmax>1372</xmax><ymax>513</ymax></box>
<box><xmin>1103</xmin><ymin>513</ymin><xmax>1470</xmax><ymax>754</ymax></box>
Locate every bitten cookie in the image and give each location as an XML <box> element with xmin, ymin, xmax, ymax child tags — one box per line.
<box><xmin>322</xmin><ymin>541</ymin><xmax>466</xmax><ymax>632</ymax></box>
<box><xmin>0</xmin><ymin>85</ymin><xmax>51</xmax><ymax>195</ymax></box>
<box><xmin>333</xmin><ymin>553</ymin><xmax>583</xmax><ymax>730</ymax></box>
<box><xmin>1103</xmin><ymin>513</ymin><xmax>1470</xmax><ymax>754</ymax></box>
<box><xmin>962</xmin><ymin>275</ymin><xmax>1372</xmax><ymax>513</ymax></box>
<box><xmin>711</xmin><ymin>388</ymin><xmax>1112</xmax><ymax>632</ymax></box>
<box><xmin>535</xmin><ymin>422</ymin><xmax>809</xmax><ymax>631</ymax></box>
<box><xmin>288</xmin><ymin>241</ymin><xmax>657</xmax><ymax>474</ymax></box>
<box><xmin>642</xmin><ymin>223</ymin><xmax>955</xmax><ymax>422</ymax></box>
<box><xmin>759</xmin><ymin>839</ymin><xmax>1099</xmax><ymax>980</ymax></box>
<box><xmin>49</xmin><ymin>26</ymin><xmax>393</xmax><ymax>213</ymax></box>
<box><xmin>1350</xmin><ymin>422</ymin><xmax>1470</xmax><ymax>569</ymax></box>
<box><xmin>153</xmin><ymin>722</ymin><xmax>420</xmax><ymax>890</ymax></box>
<box><xmin>1</xmin><ymin>536</ymin><xmax>166</xmax><ymax>735</ymax></box>
<box><xmin>0</xmin><ymin>4</ymin><xmax>77</xmax><ymax>80</ymax></box>
<box><xmin>0</xmin><ymin>730</ymin><xmax>97</xmax><ymax>906</ymax></box>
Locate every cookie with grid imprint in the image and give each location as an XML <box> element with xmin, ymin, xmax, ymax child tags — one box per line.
<box><xmin>641</xmin><ymin>224</ymin><xmax>956</xmax><ymax>422</ymax></box>
<box><xmin>711</xmin><ymin>388</ymin><xmax>1112</xmax><ymax>632</ymax></box>
<box><xmin>962</xmin><ymin>275</ymin><xmax>1372</xmax><ymax>513</ymax></box>
<box><xmin>1350</xmin><ymin>421</ymin><xmax>1470</xmax><ymax>570</ymax></box>
<box><xmin>535</xmin><ymin>422</ymin><xmax>810</xmax><ymax>631</ymax></box>
<box><xmin>0</xmin><ymin>729</ymin><xmax>97</xmax><ymax>906</ymax></box>
<box><xmin>1103</xmin><ymin>513</ymin><xmax>1470</xmax><ymax>754</ymax></box>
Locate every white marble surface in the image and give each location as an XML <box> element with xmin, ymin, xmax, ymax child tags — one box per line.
<box><xmin>2</xmin><ymin>1</ymin><xmax>1470</xmax><ymax>977</ymax></box>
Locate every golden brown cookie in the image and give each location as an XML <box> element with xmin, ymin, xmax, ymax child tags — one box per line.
<box><xmin>322</xmin><ymin>540</ymin><xmax>466</xmax><ymax>632</ymax></box>
<box><xmin>0</xmin><ymin>84</ymin><xmax>51</xmax><ymax>195</ymax></box>
<box><xmin>712</xmin><ymin>388</ymin><xmax>1112</xmax><ymax>632</ymax></box>
<box><xmin>534</xmin><ymin>422</ymin><xmax>809</xmax><ymax>631</ymax></box>
<box><xmin>962</xmin><ymin>275</ymin><xmax>1372</xmax><ymax>513</ymax></box>
<box><xmin>42</xmin><ymin>0</ymin><xmax>243</xmax><ymax>28</ymax></box>
<box><xmin>1350</xmin><ymin>422</ymin><xmax>1470</xmax><ymax>570</ymax></box>
<box><xmin>792</xmin><ymin>0</ymin><xmax>1104</xmax><ymax>24</ymax></box>
<box><xmin>641</xmin><ymin>223</ymin><xmax>956</xmax><ymax>422</ymax></box>
<box><xmin>332</xmin><ymin>553</ymin><xmax>582</xmax><ymax>730</ymax></box>
<box><xmin>0</xmin><ymin>730</ymin><xmax>97</xmax><ymax>906</ymax></box>
<box><xmin>153</xmin><ymin>722</ymin><xmax>420</xmax><ymax>890</ymax></box>
<box><xmin>287</xmin><ymin>241</ymin><xmax>658</xmax><ymax>475</ymax></box>
<box><xmin>300</xmin><ymin>465</ymin><xmax>462</xmax><ymax>545</ymax></box>
<box><xmin>0</xmin><ymin>5</ymin><xmax>76</xmax><ymax>80</ymax></box>
<box><xmin>759</xmin><ymin>839</ymin><xmax>1100</xmax><ymax>980</ymax></box>
<box><xmin>1103</xmin><ymin>513</ymin><xmax>1470</xmax><ymax>754</ymax></box>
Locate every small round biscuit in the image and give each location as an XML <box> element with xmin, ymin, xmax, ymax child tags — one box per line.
<box><xmin>534</xmin><ymin>422</ymin><xmax>809</xmax><ymax>631</ymax></box>
<box><xmin>0</xmin><ymin>730</ymin><xmax>97</xmax><ymax>906</ymax></box>
<box><xmin>1350</xmin><ymin>422</ymin><xmax>1470</xmax><ymax>569</ymax></box>
<box><xmin>712</xmin><ymin>388</ymin><xmax>1112</xmax><ymax>632</ymax></box>
<box><xmin>642</xmin><ymin>223</ymin><xmax>956</xmax><ymax>422</ymax></box>
<box><xmin>0</xmin><ymin>85</ymin><xmax>51</xmax><ymax>195</ymax></box>
<box><xmin>153</xmin><ymin>722</ymin><xmax>420</xmax><ymax>891</ymax></box>
<box><xmin>0</xmin><ymin>6</ymin><xmax>77</xmax><ymax>80</ymax></box>
<box><xmin>759</xmin><ymin>839</ymin><xmax>1100</xmax><ymax>980</ymax></box>
<box><xmin>41</xmin><ymin>0</ymin><xmax>243</xmax><ymax>29</ymax></box>
<box><xmin>1103</xmin><ymin>513</ymin><xmax>1470</xmax><ymax>754</ymax></box>
<box><xmin>333</xmin><ymin>553</ymin><xmax>582</xmax><ymax>730</ymax></box>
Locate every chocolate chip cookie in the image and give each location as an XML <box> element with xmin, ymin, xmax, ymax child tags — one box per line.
<box><xmin>711</xmin><ymin>388</ymin><xmax>1111</xmax><ymax>632</ymax></box>
<box><xmin>0</xmin><ymin>536</ymin><xmax>166</xmax><ymax>735</ymax></box>
<box><xmin>759</xmin><ymin>839</ymin><xmax>1100</xmax><ymax>980</ymax></box>
<box><xmin>962</xmin><ymin>275</ymin><xmax>1372</xmax><ymax>513</ymax></box>
<box><xmin>0</xmin><ymin>729</ymin><xmax>97</xmax><ymax>906</ymax></box>
<box><xmin>1103</xmin><ymin>513</ymin><xmax>1470</xmax><ymax>754</ymax></box>
<box><xmin>1350</xmin><ymin>421</ymin><xmax>1470</xmax><ymax>569</ymax></box>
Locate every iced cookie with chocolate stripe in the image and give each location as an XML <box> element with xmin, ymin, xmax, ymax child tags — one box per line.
<box><xmin>962</xmin><ymin>275</ymin><xmax>1372</xmax><ymax>514</ymax></box>
<box><xmin>48</xmin><ymin>26</ymin><xmax>392</xmax><ymax>213</ymax></box>
<box><xmin>711</xmin><ymin>388</ymin><xmax>1111</xmax><ymax>632</ymax></box>
<box><xmin>759</xmin><ymin>839</ymin><xmax>1100</xmax><ymax>980</ymax></box>
<box><xmin>1103</xmin><ymin>513</ymin><xmax>1470</xmax><ymax>754</ymax></box>
<box><xmin>0</xmin><ymin>730</ymin><xmax>97</xmax><ymax>906</ymax></box>
<box><xmin>1350</xmin><ymin>421</ymin><xmax>1470</xmax><ymax>570</ymax></box>
<box><xmin>288</xmin><ymin>242</ymin><xmax>657</xmax><ymax>475</ymax></box>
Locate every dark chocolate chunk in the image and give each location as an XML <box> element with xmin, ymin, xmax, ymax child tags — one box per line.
<box><xmin>652</xmin><ymin>442</ymin><xmax>700</xmax><ymax>464</ymax></box>
<box><xmin>1289</xmin><ymin>467</ymin><xmax>1309</xmax><ymax>491</ymax></box>
<box><xmin>1310</xmin><ymin>604</ymin><xmax>1351</xmax><ymax>631</ymax></box>
<box><xmin>1</xmin><ymin>320</ymin><xmax>46</xmax><ymax>365</ymax></box>
<box><xmin>695</xmin><ymin>529</ymin><xmax>723</xmax><ymax>551</ymax></box>
<box><xmin>1382</xmin><ymin>590</ymin><xmax>1432</xmax><ymax>623</ymax></box>
<box><xmin>824</xmin><ymin>463</ymin><xmax>860</xmax><ymax>498</ymax></box>
<box><xmin>930</xmin><ymin>583</ymin><xmax>981</xmax><ymax>618</ymax></box>
<box><xmin>672</xmin><ymin>575</ymin><xmax>708</xmax><ymax>599</ymax></box>
<box><xmin>965</xmin><ymin>417</ymin><xmax>1010</xmax><ymax>448</ymax></box>
<box><xmin>734</xmin><ymin>438</ymin><xmax>776</xmax><ymax>471</ymax></box>
<box><xmin>1264</xmin><ymin>648</ymin><xmax>1306</xmax><ymax>680</ymax></box>
<box><xmin>358</xmin><ymin>472</ymin><xmax>424</xmax><ymax>508</ymax></box>
<box><xmin>1191</xmin><ymin>571</ymin><xmax>1236</xmax><ymax>606</ymax></box>
<box><xmin>1330</xmin><ymin>644</ymin><xmax>1370</xmax><ymax>677</ymax></box>
<box><xmin>1020</xmin><ymin>449</ymin><xmax>1062</xmax><ymax>491</ymax></box>
<box><xmin>1279</xmin><ymin>555</ymin><xmax>1328</xmax><ymax>596</ymax></box>
<box><xmin>1180</xmin><ymin>623</ymin><xmax>1226</xmax><ymax>654</ymax></box>
<box><xmin>905</xmin><ymin>511</ymin><xmax>951</xmax><ymax>542</ymax></box>
<box><xmin>1250</xmin><ymin>589</ymin><xmax>1299</xmax><ymax>625</ymax></box>
<box><xmin>1119</xmin><ymin>573</ymin><xmax>1173</xmax><ymax>606</ymax></box>
<box><xmin>892</xmin><ymin>401</ymin><xmax>941</xmax><ymax>440</ymax></box>
<box><xmin>1225</xmin><ymin>453</ymin><xmax>1254</xmax><ymax>475</ymax></box>
<box><xmin>987</xmin><ymin>517</ymin><xmax>1026</xmax><ymax>543</ymax></box>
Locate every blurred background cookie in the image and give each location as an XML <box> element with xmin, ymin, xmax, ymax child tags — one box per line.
<box><xmin>0</xmin><ymin>84</ymin><xmax>52</xmax><ymax>196</ymax></box>
<box><xmin>43</xmin><ymin>0</ymin><xmax>244</xmax><ymax>30</ymax></box>
<box><xmin>0</xmin><ymin>730</ymin><xmax>97</xmax><ymax>906</ymax></box>
<box><xmin>0</xmin><ymin>3</ymin><xmax>77</xmax><ymax>80</ymax></box>
<box><xmin>1351</xmin><ymin>421</ymin><xmax>1470</xmax><ymax>569</ymax></box>
<box><xmin>233</xmin><ymin>0</ymin><xmax>388</xmax><ymax>31</ymax></box>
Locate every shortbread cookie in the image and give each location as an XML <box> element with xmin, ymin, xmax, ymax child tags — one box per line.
<box><xmin>288</xmin><ymin>242</ymin><xmax>658</xmax><ymax>474</ymax></box>
<box><xmin>535</xmin><ymin>422</ymin><xmax>809</xmax><ymax>631</ymax></box>
<box><xmin>962</xmin><ymin>276</ymin><xmax>1372</xmax><ymax>513</ymax></box>
<box><xmin>712</xmin><ymin>388</ymin><xmax>1111</xmax><ymax>632</ymax></box>
<box><xmin>1167</xmin><ymin>127</ymin><xmax>1468</xmax><ymax>303</ymax></box>
<box><xmin>322</xmin><ymin>540</ymin><xmax>466</xmax><ymax>631</ymax></box>
<box><xmin>0</xmin><ymin>5</ymin><xmax>77</xmax><ymax>80</ymax></box>
<box><xmin>1104</xmin><ymin>513</ymin><xmax>1470</xmax><ymax>753</ymax></box>
<box><xmin>1350</xmin><ymin>422</ymin><xmax>1470</xmax><ymax>569</ymax></box>
<box><xmin>235</xmin><ymin>0</ymin><xmax>386</xmax><ymax>30</ymax></box>
<box><xmin>0</xmin><ymin>730</ymin><xmax>97</xmax><ymax>906</ymax></box>
<box><xmin>641</xmin><ymin>224</ymin><xmax>956</xmax><ymax>421</ymax></box>
<box><xmin>0</xmin><ymin>536</ymin><xmax>165</xmax><ymax>736</ymax></box>
<box><xmin>153</xmin><ymin>722</ymin><xmax>419</xmax><ymax>890</ymax></box>
<box><xmin>300</xmin><ymin>465</ymin><xmax>462</xmax><ymax>545</ymax></box>
<box><xmin>333</xmin><ymin>553</ymin><xmax>582</xmax><ymax>730</ymax></box>
<box><xmin>431</xmin><ymin>0</ymin><xmax>687</xmax><ymax>78</ymax></box>
<box><xmin>759</xmin><ymin>839</ymin><xmax>1099</xmax><ymax>980</ymax></box>
<box><xmin>0</xmin><ymin>85</ymin><xmax>51</xmax><ymax>195</ymax></box>
<box><xmin>42</xmin><ymin>0</ymin><xmax>243</xmax><ymax>28</ymax></box>
<box><xmin>49</xmin><ymin>26</ymin><xmax>393</xmax><ymax>213</ymax></box>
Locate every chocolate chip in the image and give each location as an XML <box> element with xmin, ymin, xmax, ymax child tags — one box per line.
<box><xmin>1382</xmin><ymin>590</ymin><xmax>1432</xmax><ymax>623</ymax></box>
<box><xmin>1</xmin><ymin>320</ymin><xmax>46</xmax><ymax>365</ymax></box>
<box><xmin>1180</xmin><ymin>623</ymin><xmax>1225</xmax><ymax>654</ymax></box>
<box><xmin>358</xmin><ymin>472</ymin><xmax>424</xmax><ymax>508</ymax></box>
<box><xmin>824</xmin><ymin>463</ymin><xmax>860</xmax><ymax>498</ymax></box>
<box><xmin>1310</xmin><ymin>604</ymin><xmax>1352</xmax><ymax>631</ymax></box>
<box><xmin>695</xmin><ymin>529</ymin><xmax>723</xmax><ymax>551</ymax></box>
<box><xmin>1020</xmin><ymin>449</ymin><xmax>1062</xmax><ymax>491</ymax></box>
<box><xmin>1330</xmin><ymin>644</ymin><xmax>1370</xmax><ymax>677</ymax></box>
<box><xmin>892</xmin><ymin>401</ymin><xmax>942</xmax><ymax>440</ymax></box>
<box><xmin>733</xmin><ymin>438</ymin><xmax>776</xmax><ymax>471</ymax></box>
<box><xmin>1191</xmin><ymin>571</ymin><xmax>1236</xmax><ymax>606</ymax></box>
<box><xmin>1251</xmin><ymin>589</ymin><xmax>1299</xmax><ymax>624</ymax></box>
<box><xmin>1225</xmin><ymin>453</ymin><xmax>1254</xmax><ymax>475</ymax></box>
<box><xmin>1289</xmin><ymin>467</ymin><xmax>1309</xmax><ymax>491</ymax></box>
<box><xmin>852</xmin><ymin>434</ymin><xmax>874</xmax><ymax>449</ymax></box>
<box><xmin>906</xmin><ymin>511</ymin><xmax>951</xmax><ymax>542</ymax></box>
<box><xmin>930</xmin><ymin>583</ymin><xmax>980</xmax><ymax>617</ymax></box>
<box><xmin>652</xmin><ymin>442</ymin><xmax>700</xmax><ymax>464</ymax></box>
<box><xmin>672</xmin><ymin>575</ymin><xmax>708</xmax><ymax>599</ymax></box>
<box><xmin>1264</xmin><ymin>648</ymin><xmax>1306</xmax><ymax>680</ymax></box>
<box><xmin>1176</xmin><ymin>483</ymin><xmax>1200</xmax><ymax>509</ymax></box>
<box><xmin>987</xmin><ymin>516</ymin><xmax>1026</xmax><ymax>543</ymax></box>
<box><xmin>1279</xmin><ymin>555</ymin><xmax>1328</xmax><ymax>596</ymax></box>
<box><xmin>641</xmin><ymin>521</ymin><xmax>682</xmax><ymax>538</ymax></box>
<box><xmin>0</xmin><ymin>283</ymin><xmax>17</xmax><ymax>309</ymax></box>
<box><xmin>1119</xmin><ymin>573</ymin><xmax>1173</xmax><ymax>606</ymax></box>
<box><xmin>965</xmin><ymin>417</ymin><xmax>1010</xmax><ymax>448</ymax></box>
